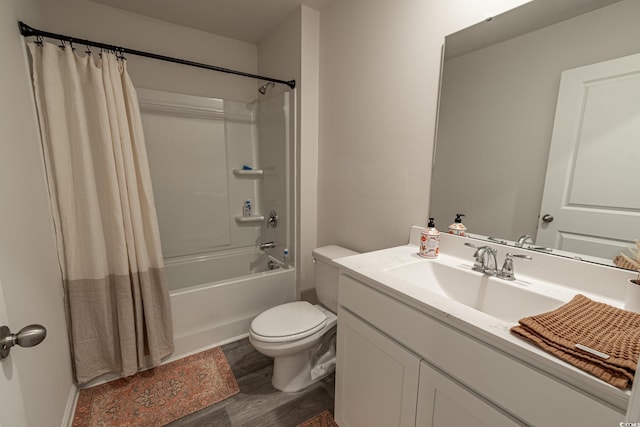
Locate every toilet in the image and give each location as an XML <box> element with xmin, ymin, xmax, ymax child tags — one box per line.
<box><xmin>249</xmin><ymin>245</ymin><xmax>358</xmax><ymax>392</ymax></box>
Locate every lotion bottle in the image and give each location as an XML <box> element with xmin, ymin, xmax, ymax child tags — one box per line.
<box><xmin>243</xmin><ymin>199</ymin><xmax>252</xmax><ymax>217</ymax></box>
<box><xmin>419</xmin><ymin>217</ymin><xmax>440</xmax><ymax>259</ymax></box>
<box><xmin>283</xmin><ymin>248</ymin><xmax>290</xmax><ymax>268</ymax></box>
<box><xmin>448</xmin><ymin>213</ymin><xmax>467</xmax><ymax>236</ymax></box>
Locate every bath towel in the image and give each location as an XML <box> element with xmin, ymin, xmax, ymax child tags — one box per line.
<box><xmin>511</xmin><ymin>294</ymin><xmax>640</xmax><ymax>388</ymax></box>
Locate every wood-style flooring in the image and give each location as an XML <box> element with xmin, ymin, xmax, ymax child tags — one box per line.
<box><xmin>166</xmin><ymin>338</ymin><xmax>335</xmax><ymax>427</ymax></box>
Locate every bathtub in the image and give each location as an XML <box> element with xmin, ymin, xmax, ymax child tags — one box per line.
<box><xmin>165</xmin><ymin>248</ymin><xmax>296</xmax><ymax>360</ymax></box>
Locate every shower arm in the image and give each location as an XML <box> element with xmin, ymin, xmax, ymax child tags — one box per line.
<box><xmin>18</xmin><ymin>21</ymin><xmax>296</xmax><ymax>90</ymax></box>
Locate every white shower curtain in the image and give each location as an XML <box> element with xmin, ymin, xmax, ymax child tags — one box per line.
<box><xmin>28</xmin><ymin>42</ymin><xmax>173</xmax><ymax>383</ymax></box>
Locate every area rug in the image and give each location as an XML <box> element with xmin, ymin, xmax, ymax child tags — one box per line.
<box><xmin>297</xmin><ymin>410</ymin><xmax>339</xmax><ymax>427</ymax></box>
<box><xmin>71</xmin><ymin>347</ymin><xmax>240</xmax><ymax>427</ymax></box>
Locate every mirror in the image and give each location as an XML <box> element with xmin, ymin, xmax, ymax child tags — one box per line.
<box><xmin>431</xmin><ymin>0</ymin><xmax>640</xmax><ymax>267</ymax></box>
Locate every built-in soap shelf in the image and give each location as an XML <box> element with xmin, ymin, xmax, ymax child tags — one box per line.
<box><xmin>234</xmin><ymin>215</ymin><xmax>264</xmax><ymax>224</ymax></box>
<box><xmin>233</xmin><ymin>169</ymin><xmax>263</xmax><ymax>178</ymax></box>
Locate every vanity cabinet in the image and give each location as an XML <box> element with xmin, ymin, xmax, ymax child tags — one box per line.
<box><xmin>335</xmin><ymin>273</ymin><xmax>624</xmax><ymax>426</ymax></box>
<box><xmin>417</xmin><ymin>362</ymin><xmax>521</xmax><ymax>427</ymax></box>
<box><xmin>336</xmin><ymin>309</ymin><xmax>420</xmax><ymax>426</ymax></box>
<box><xmin>336</xmin><ymin>308</ymin><xmax>519</xmax><ymax>427</ymax></box>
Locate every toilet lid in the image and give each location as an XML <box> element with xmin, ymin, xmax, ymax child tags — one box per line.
<box><xmin>250</xmin><ymin>301</ymin><xmax>327</xmax><ymax>343</ymax></box>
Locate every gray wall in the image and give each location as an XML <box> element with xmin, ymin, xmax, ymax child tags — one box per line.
<box><xmin>317</xmin><ymin>0</ymin><xmax>531</xmax><ymax>251</ymax></box>
<box><xmin>42</xmin><ymin>0</ymin><xmax>258</xmax><ymax>102</ymax></box>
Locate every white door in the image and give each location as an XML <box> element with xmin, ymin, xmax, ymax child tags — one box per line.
<box><xmin>537</xmin><ymin>53</ymin><xmax>640</xmax><ymax>262</ymax></box>
<box><xmin>0</xmin><ymin>280</ymin><xmax>29</xmax><ymax>427</ymax></box>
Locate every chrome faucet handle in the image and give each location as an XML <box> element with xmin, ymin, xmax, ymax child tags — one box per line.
<box><xmin>464</xmin><ymin>242</ymin><xmax>486</xmax><ymax>272</ymax></box>
<box><xmin>267</xmin><ymin>210</ymin><xmax>278</xmax><ymax>229</ymax></box>
<box><xmin>499</xmin><ymin>252</ymin><xmax>532</xmax><ymax>280</ymax></box>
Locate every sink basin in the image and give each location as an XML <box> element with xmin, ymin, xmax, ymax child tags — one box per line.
<box><xmin>384</xmin><ymin>258</ymin><xmax>566</xmax><ymax>323</ymax></box>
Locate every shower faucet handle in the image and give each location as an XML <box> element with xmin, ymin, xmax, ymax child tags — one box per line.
<box><xmin>267</xmin><ymin>210</ymin><xmax>278</xmax><ymax>229</ymax></box>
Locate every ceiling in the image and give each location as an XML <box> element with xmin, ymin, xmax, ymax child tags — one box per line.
<box><xmin>445</xmin><ymin>0</ymin><xmax>623</xmax><ymax>59</ymax></box>
<box><xmin>88</xmin><ymin>0</ymin><xmax>334</xmax><ymax>44</ymax></box>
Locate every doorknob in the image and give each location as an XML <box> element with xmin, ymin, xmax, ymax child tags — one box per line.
<box><xmin>0</xmin><ymin>324</ymin><xmax>47</xmax><ymax>359</ymax></box>
<box><xmin>542</xmin><ymin>214</ymin><xmax>554</xmax><ymax>223</ymax></box>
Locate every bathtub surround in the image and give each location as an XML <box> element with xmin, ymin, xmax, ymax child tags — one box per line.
<box><xmin>137</xmin><ymin>89</ymin><xmax>297</xmax><ymax>359</ymax></box>
<box><xmin>139</xmin><ymin>89</ymin><xmax>293</xmax><ymax>265</ymax></box>
<box><xmin>29</xmin><ymin>42</ymin><xmax>173</xmax><ymax>383</ymax></box>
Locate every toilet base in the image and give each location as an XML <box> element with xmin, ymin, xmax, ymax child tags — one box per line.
<box><xmin>249</xmin><ymin>305</ymin><xmax>338</xmax><ymax>393</ymax></box>
<box><xmin>272</xmin><ymin>344</ymin><xmax>336</xmax><ymax>392</ymax></box>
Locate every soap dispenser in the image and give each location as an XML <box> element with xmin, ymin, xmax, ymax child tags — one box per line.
<box><xmin>448</xmin><ymin>213</ymin><xmax>467</xmax><ymax>236</ymax></box>
<box><xmin>419</xmin><ymin>218</ymin><xmax>440</xmax><ymax>259</ymax></box>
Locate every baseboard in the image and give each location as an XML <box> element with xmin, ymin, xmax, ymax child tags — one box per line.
<box><xmin>61</xmin><ymin>384</ymin><xmax>78</xmax><ymax>427</ymax></box>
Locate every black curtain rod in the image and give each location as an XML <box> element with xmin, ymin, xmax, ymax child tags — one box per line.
<box><xmin>18</xmin><ymin>21</ymin><xmax>296</xmax><ymax>90</ymax></box>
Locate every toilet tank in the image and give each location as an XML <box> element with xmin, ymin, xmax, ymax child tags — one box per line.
<box><xmin>313</xmin><ymin>245</ymin><xmax>359</xmax><ymax>313</ymax></box>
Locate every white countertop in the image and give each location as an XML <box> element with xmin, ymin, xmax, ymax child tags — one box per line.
<box><xmin>335</xmin><ymin>229</ymin><xmax>634</xmax><ymax>411</ymax></box>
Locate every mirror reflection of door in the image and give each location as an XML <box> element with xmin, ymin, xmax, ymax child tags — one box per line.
<box><xmin>537</xmin><ymin>52</ymin><xmax>640</xmax><ymax>262</ymax></box>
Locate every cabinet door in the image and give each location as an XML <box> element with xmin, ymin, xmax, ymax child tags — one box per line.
<box><xmin>417</xmin><ymin>361</ymin><xmax>523</xmax><ymax>427</ymax></box>
<box><xmin>335</xmin><ymin>308</ymin><xmax>420</xmax><ymax>427</ymax></box>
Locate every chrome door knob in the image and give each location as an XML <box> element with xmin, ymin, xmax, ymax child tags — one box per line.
<box><xmin>542</xmin><ymin>214</ymin><xmax>554</xmax><ymax>223</ymax></box>
<box><xmin>0</xmin><ymin>324</ymin><xmax>47</xmax><ymax>359</ymax></box>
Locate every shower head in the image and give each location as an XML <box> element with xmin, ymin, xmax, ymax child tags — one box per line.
<box><xmin>258</xmin><ymin>81</ymin><xmax>276</xmax><ymax>95</ymax></box>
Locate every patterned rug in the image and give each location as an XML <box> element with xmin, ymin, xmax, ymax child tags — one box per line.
<box><xmin>297</xmin><ymin>410</ymin><xmax>339</xmax><ymax>427</ymax></box>
<box><xmin>72</xmin><ymin>347</ymin><xmax>239</xmax><ymax>426</ymax></box>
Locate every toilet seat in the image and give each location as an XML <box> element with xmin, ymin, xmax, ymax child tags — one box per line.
<box><xmin>250</xmin><ymin>301</ymin><xmax>327</xmax><ymax>343</ymax></box>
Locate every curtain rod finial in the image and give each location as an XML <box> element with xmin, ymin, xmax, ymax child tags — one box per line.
<box><xmin>18</xmin><ymin>21</ymin><xmax>33</xmax><ymax>36</ymax></box>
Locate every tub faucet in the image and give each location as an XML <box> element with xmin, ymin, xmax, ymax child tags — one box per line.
<box><xmin>464</xmin><ymin>242</ymin><xmax>498</xmax><ymax>275</ymax></box>
<box><xmin>259</xmin><ymin>241</ymin><xmax>276</xmax><ymax>250</ymax></box>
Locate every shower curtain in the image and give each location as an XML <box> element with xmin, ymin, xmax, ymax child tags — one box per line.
<box><xmin>28</xmin><ymin>42</ymin><xmax>173</xmax><ymax>383</ymax></box>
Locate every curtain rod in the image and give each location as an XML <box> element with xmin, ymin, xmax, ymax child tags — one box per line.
<box><xmin>18</xmin><ymin>21</ymin><xmax>296</xmax><ymax>90</ymax></box>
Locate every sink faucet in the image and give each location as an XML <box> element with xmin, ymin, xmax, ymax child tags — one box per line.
<box><xmin>259</xmin><ymin>241</ymin><xmax>276</xmax><ymax>250</ymax></box>
<box><xmin>464</xmin><ymin>242</ymin><xmax>498</xmax><ymax>275</ymax></box>
<box><xmin>465</xmin><ymin>243</ymin><xmax>532</xmax><ymax>280</ymax></box>
<box><xmin>516</xmin><ymin>235</ymin><xmax>534</xmax><ymax>247</ymax></box>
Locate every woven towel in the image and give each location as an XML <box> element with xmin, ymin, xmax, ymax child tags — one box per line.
<box><xmin>511</xmin><ymin>294</ymin><xmax>640</xmax><ymax>388</ymax></box>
